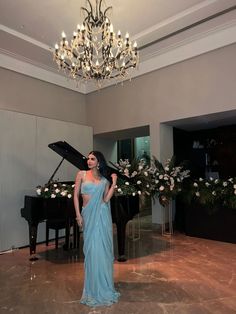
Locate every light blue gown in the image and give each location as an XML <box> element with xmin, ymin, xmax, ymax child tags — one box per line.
<box><xmin>80</xmin><ymin>176</ymin><xmax>120</xmax><ymax>307</ymax></box>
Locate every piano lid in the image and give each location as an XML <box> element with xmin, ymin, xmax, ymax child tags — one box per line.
<box><xmin>48</xmin><ymin>141</ymin><xmax>88</xmax><ymax>170</ymax></box>
<box><xmin>48</xmin><ymin>141</ymin><xmax>131</xmax><ymax>182</ymax></box>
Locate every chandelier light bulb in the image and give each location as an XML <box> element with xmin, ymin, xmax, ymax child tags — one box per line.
<box><xmin>110</xmin><ymin>24</ymin><xmax>113</xmax><ymax>33</ymax></box>
<box><xmin>53</xmin><ymin>0</ymin><xmax>139</xmax><ymax>86</ymax></box>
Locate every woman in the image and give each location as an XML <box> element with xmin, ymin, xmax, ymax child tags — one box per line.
<box><xmin>73</xmin><ymin>151</ymin><xmax>120</xmax><ymax>307</ymax></box>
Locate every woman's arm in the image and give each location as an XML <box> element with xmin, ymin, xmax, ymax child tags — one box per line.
<box><xmin>73</xmin><ymin>170</ymin><xmax>83</xmax><ymax>226</ymax></box>
<box><xmin>103</xmin><ymin>173</ymin><xmax>117</xmax><ymax>203</ymax></box>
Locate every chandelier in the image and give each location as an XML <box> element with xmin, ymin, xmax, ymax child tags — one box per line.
<box><xmin>53</xmin><ymin>0</ymin><xmax>139</xmax><ymax>86</ymax></box>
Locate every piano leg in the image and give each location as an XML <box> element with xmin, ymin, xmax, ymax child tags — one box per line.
<box><xmin>73</xmin><ymin>220</ymin><xmax>80</xmax><ymax>249</ymax></box>
<box><xmin>28</xmin><ymin>222</ymin><xmax>39</xmax><ymax>261</ymax></box>
<box><xmin>62</xmin><ymin>219</ymin><xmax>71</xmax><ymax>250</ymax></box>
<box><xmin>115</xmin><ymin>221</ymin><xmax>128</xmax><ymax>262</ymax></box>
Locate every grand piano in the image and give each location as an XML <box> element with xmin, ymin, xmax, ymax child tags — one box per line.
<box><xmin>21</xmin><ymin>141</ymin><xmax>139</xmax><ymax>262</ymax></box>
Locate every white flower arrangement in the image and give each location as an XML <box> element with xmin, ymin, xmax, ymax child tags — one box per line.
<box><xmin>147</xmin><ymin>156</ymin><xmax>190</xmax><ymax>206</ymax></box>
<box><xmin>113</xmin><ymin>156</ymin><xmax>190</xmax><ymax>204</ymax></box>
<box><xmin>36</xmin><ymin>182</ymin><xmax>74</xmax><ymax>199</ymax></box>
<box><xmin>190</xmin><ymin>177</ymin><xmax>236</xmax><ymax>209</ymax></box>
<box><xmin>113</xmin><ymin>158</ymin><xmax>152</xmax><ymax>196</ymax></box>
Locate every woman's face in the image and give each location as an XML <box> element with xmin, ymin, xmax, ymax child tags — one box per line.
<box><xmin>87</xmin><ymin>153</ymin><xmax>99</xmax><ymax>169</ymax></box>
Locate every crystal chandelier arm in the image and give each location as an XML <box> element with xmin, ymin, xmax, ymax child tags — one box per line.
<box><xmin>81</xmin><ymin>0</ymin><xmax>94</xmax><ymax>21</ymax></box>
<box><xmin>81</xmin><ymin>7</ymin><xmax>90</xmax><ymax>17</ymax></box>
<box><xmin>103</xmin><ymin>6</ymin><xmax>112</xmax><ymax>18</ymax></box>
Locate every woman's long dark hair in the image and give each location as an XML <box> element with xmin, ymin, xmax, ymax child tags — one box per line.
<box><xmin>89</xmin><ymin>151</ymin><xmax>111</xmax><ymax>183</ymax></box>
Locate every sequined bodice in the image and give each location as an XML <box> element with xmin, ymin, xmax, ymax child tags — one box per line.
<box><xmin>81</xmin><ymin>181</ymin><xmax>102</xmax><ymax>195</ymax></box>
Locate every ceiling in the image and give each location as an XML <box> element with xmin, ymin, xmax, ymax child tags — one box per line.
<box><xmin>0</xmin><ymin>0</ymin><xmax>236</xmax><ymax>94</ymax></box>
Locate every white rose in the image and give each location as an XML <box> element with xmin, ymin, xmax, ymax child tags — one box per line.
<box><xmin>164</xmin><ymin>167</ymin><xmax>169</xmax><ymax>171</ymax></box>
<box><xmin>36</xmin><ymin>188</ymin><xmax>41</xmax><ymax>195</ymax></box>
<box><xmin>67</xmin><ymin>194</ymin><xmax>72</xmax><ymax>198</ymax></box>
<box><xmin>55</xmin><ymin>188</ymin><xmax>60</xmax><ymax>193</ymax></box>
<box><xmin>159</xmin><ymin>175</ymin><xmax>164</xmax><ymax>179</ymax></box>
<box><xmin>193</xmin><ymin>182</ymin><xmax>198</xmax><ymax>187</ymax></box>
<box><xmin>155</xmin><ymin>180</ymin><xmax>159</xmax><ymax>184</ymax></box>
<box><xmin>159</xmin><ymin>186</ymin><xmax>164</xmax><ymax>191</ymax></box>
<box><xmin>132</xmin><ymin>192</ymin><xmax>136</xmax><ymax>196</ymax></box>
<box><xmin>44</xmin><ymin>188</ymin><xmax>49</xmax><ymax>192</ymax></box>
<box><xmin>124</xmin><ymin>169</ymin><xmax>129</xmax><ymax>177</ymax></box>
<box><xmin>195</xmin><ymin>192</ymin><xmax>200</xmax><ymax>197</ymax></box>
<box><xmin>223</xmin><ymin>182</ymin><xmax>228</xmax><ymax>187</ymax></box>
<box><xmin>144</xmin><ymin>171</ymin><xmax>148</xmax><ymax>177</ymax></box>
<box><xmin>117</xmin><ymin>188</ymin><xmax>122</xmax><ymax>193</ymax></box>
<box><xmin>51</xmin><ymin>194</ymin><xmax>56</xmax><ymax>198</ymax></box>
<box><xmin>53</xmin><ymin>184</ymin><xmax>57</xmax><ymax>187</ymax></box>
<box><xmin>137</xmin><ymin>180</ymin><xmax>141</xmax><ymax>185</ymax></box>
<box><xmin>233</xmin><ymin>184</ymin><xmax>236</xmax><ymax>189</ymax></box>
<box><xmin>199</xmin><ymin>178</ymin><xmax>203</xmax><ymax>182</ymax></box>
<box><xmin>212</xmin><ymin>191</ymin><xmax>216</xmax><ymax>196</ymax></box>
<box><xmin>125</xmin><ymin>182</ymin><xmax>129</xmax><ymax>185</ymax></box>
<box><xmin>138</xmin><ymin>190</ymin><xmax>142</xmax><ymax>195</ymax></box>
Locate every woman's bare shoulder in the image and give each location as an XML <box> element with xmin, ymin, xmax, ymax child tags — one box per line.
<box><xmin>76</xmin><ymin>170</ymin><xmax>86</xmax><ymax>181</ymax></box>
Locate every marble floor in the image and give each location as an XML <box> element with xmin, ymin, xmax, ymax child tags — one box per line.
<box><xmin>1</xmin><ymin>216</ymin><xmax>236</xmax><ymax>314</ymax></box>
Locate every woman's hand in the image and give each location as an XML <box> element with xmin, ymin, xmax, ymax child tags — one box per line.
<box><xmin>111</xmin><ymin>173</ymin><xmax>117</xmax><ymax>187</ymax></box>
<box><xmin>76</xmin><ymin>215</ymin><xmax>83</xmax><ymax>227</ymax></box>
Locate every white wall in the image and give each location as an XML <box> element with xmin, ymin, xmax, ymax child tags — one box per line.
<box><xmin>86</xmin><ymin>44</ymin><xmax>236</xmax><ymax>137</ymax></box>
<box><xmin>0</xmin><ymin>67</ymin><xmax>87</xmax><ymax>125</ymax></box>
<box><xmin>93</xmin><ymin>137</ymin><xmax>118</xmax><ymax>164</ymax></box>
<box><xmin>0</xmin><ymin>109</ymin><xmax>93</xmax><ymax>252</ymax></box>
<box><xmin>86</xmin><ymin>44</ymin><xmax>236</xmax><ymax>223</ymax></box>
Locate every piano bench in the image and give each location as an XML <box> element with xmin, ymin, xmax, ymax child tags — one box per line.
<box><xmin>46</xmin><ymin>219</ymin><xmax>69</xmax><ymax>249</ymax></box>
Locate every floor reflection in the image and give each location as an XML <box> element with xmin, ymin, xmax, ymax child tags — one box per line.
<box><xmin>1</xmin><ymin>215</ymin><xmax>236</xmax><ymax>314</ymax></box>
